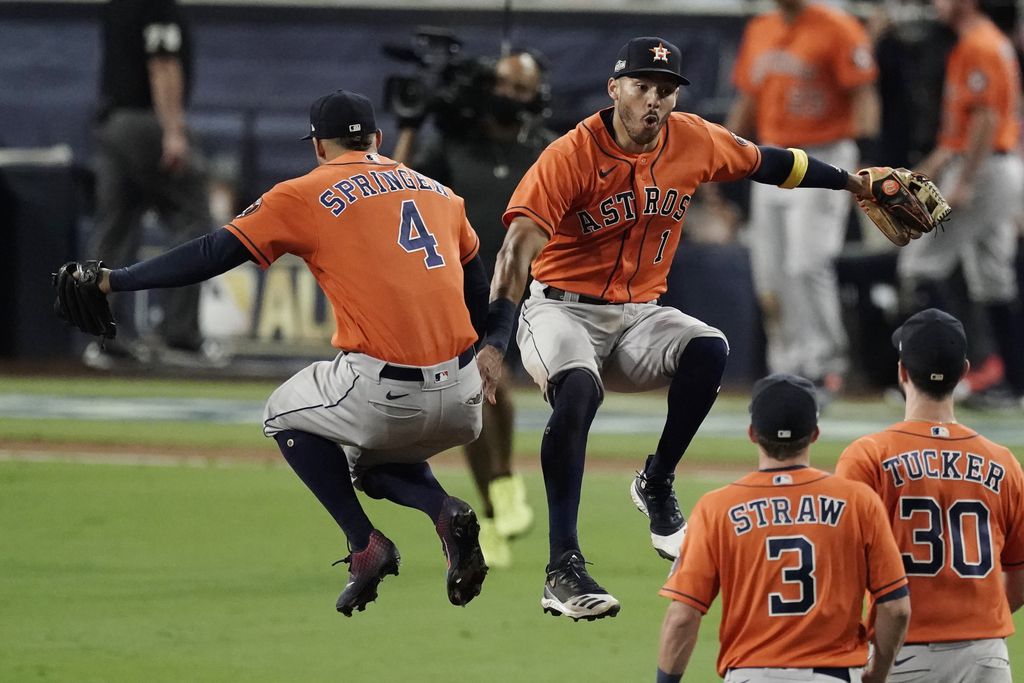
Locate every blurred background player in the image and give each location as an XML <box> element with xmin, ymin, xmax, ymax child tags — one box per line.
<box><xmin>88</xmin><ymin>0</ymin><xmax>213</xmax><ymax>367</ymax></box>
<box><xmin>478</xmin><ymin>36</ymin><xmax>884</xmax><ymax>621</ymax></box>
<box><xmin>837</xmin><ymin>308</ymin><xmax>1024</xmax><ymax>682</ymax></box>
<box><xmin>727</xmin><ymin>0</ymin><xmax>880</xmax><ymax>395</ymax></box>
<box><xmin>897</xmin><ymin>0</ymin><xmax>1024</xmax><ymax>408</ymax></box>
<box><xmin>67</xmin><ymin>90</ymin><xmax>491</xmax><ymax>616</ymax></box>
<box><xmin>392</xmin><ymin>49</ymin><xmax>553</xmax><ymax>567</ymax></box>
<box><xmin>656</xmin><ymin>374</ymin><xmax>910</xmax><ymax>683</ymax></box>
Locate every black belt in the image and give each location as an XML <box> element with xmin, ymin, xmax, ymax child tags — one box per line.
<box><xmin>812</xmin><ymin>668</ymin><xmax>850</xmax><ymax>682</ymax></box>
<box><xmin>379</xmin><ymin>347</ymin><xmax>475</xmax><ymax>382</ymax></box>
<box><xmin>543</xmin><ymin>286</ymin><xmax>612</xmax><ymax>305</ymax></box>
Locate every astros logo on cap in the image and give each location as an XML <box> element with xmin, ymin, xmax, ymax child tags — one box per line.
<box><xmin>650</xmin><ymin>43</ymin><xmax>671</xmax><ymax>62</ymax></box>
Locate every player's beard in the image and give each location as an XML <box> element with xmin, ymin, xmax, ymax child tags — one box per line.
<box><xmin>619</xmin><ymin>107</ymin><xmax>665</xmax><ymax>147</ymax></box>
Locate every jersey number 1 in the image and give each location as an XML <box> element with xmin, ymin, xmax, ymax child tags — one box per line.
<box><xmin>398</xmin><ymin>200</ymin><xmax>446</xmax><ymax>269</ymax></box>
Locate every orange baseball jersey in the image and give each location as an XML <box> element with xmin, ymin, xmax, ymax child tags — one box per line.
<box><xmin>503</xmin><ymin>109</ymin><xmax>760</xmax><ymax>303</ymax></box>
<box><xmin>660</xmin><ymin>466</ymin><xmax>907</xmax><ymax>676</ymax></box>
<box><xmin>226</xmin><ymin>150</ymin><xmax>480</xmax><ymax>366</ymax></box>
<box><xmin>937</xmin><ymin>17</ymin><xmax>1021</xmax><ymax>153</ymax></box>
<box><xmin>732</xmin><ymin>3</ymin><xmax>877</xmax><ymax>148</ymax></box>
<box><xmin>836</xmin><ymin>421</ymin><xmax>1024</xmax><ymax>643</ymax></box>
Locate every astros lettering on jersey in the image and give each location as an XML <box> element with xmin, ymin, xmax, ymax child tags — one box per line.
<box><xmin>661</xmin><ymin>467</ymin><xmax>907</xmax><ymax>677</ymax></box>
<box><xmin>227</xmin><ymin>151</ymin><xmax>481</xmax><ymax>366</ymax></box>
<box><xmin>732</xmin><ymin>3</ymin><xmax>877</xmax><ymax>147</ymax></box>
<box><xmin>837</xmin><ymin>422</ymin><xmax>1024</xmax><ymax>644</ymax></box>
<box><xmin>938</xmin><ymin>16</ymin><xmax>1021</xmax><ymax>153</ymax></box>
<box><xmin>503</xmin><ymin>109</ymin><xmax>760</xmax><ymax>303</ymax></box>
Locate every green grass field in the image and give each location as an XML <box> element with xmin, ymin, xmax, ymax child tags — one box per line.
<box><xmin>1</xmin><ymin>374</ymin><xmax>1022</xmax><ymax>681</ymax></box>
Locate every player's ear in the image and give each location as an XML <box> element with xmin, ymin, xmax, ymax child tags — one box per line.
<box><xmin>375</xmin><ymin>129</ymin><xmax>383</xmax><ymax>151</ymax></box>
<box><xmin>897</xmin><ymin>359</ymin><xmax>908</xmax><ymax>385</ymax></box>
<box><xmin>608</xmin><ymin>77</ymin><xmax>619</xmax><ymax>102</ymax></box>
<box><xmin>960</xmin><ymin>358</ymin><xmax>971</xmax><ymax>380</ymax></box>
<box><xmin>313</xmin><ymin>138</ymin><xmax>326</xmax><ymax>163</ymax></box>
<box><xmin>747</xmin><ymin>424</ymin><xmax>757</xmax><ymax>444</ymax></box>
<box><xmin>809</xmin><ymin>427</ymin><xmax>820</xmax><ymax>444</ymax></box>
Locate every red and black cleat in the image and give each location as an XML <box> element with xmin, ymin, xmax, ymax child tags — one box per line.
<box><xmin>334</xmin><ymin>530</ymin><xmax>401</xmax><ymax>617</ymax></box>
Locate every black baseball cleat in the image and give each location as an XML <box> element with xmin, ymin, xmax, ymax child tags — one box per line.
<box><xmin>631</xmin><ymin>454</ymin><xmax>687</xmax><ymax>561</ymax></box>
<box><xmin>436</xmin><ymin>496</ymin><xmax>488</xmax><ymax>606</ymax></box>
<box><xmin>333</xmin><ymin>530</ymin><xmax>401</xmax><ymax>617</ymax></box>
<box><xmin>541</xmin><ymin>550</ymin><xmax>620</xmax><ymax>621</ymax></box>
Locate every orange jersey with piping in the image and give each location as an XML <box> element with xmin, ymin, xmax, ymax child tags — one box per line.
<box><xmin>938</xmin><ymin>17</ymin><xmax>1021</xmax><ymax>153</ymax></box>
<box><xmin>226</xmin><ymin>151</ymin><xmax>480</xmax><ymax>366</ymax></box>
<box><xmin>836</xmin><ymin>421</ymin><xmax>1024</xmax><ymax>643</ymax></box>
<box><xmin>732</xmin><ymin>3</ymin><xmax>877</xmax><ymax>147</ymax></box>
<box><xmin>503</xmin><ymin>109</ymin><xmax>760</xmax><ymax>303</ymax></box>
<box><xmin>660</xmin><ymin>467</ymin><xmax>907</xmax><ymax>676</ymax></box>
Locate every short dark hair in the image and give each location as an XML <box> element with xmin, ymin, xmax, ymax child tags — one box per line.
<box><xmin>326</xmin><ymin>133</ymin><xmax>375</xmax><ymax>151</ymax></box>
<box><xmin>906</xmin><ymin>362</ymin><xmax>963</xmax><ymax>401</ymax></box>
<box><xmin>755</xmin><ymin>431</ymin><xmax>814</xmax><ymax>461</ymax></box>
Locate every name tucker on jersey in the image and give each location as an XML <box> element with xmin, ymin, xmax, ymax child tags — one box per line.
<box><xmin>881</xmin><ymin>450</ymin><xmax>1006</xmax><ymax>493</ymax></box>
<box><xmin>576</xmin><ymin>187</ymin><xmax>692</xmax><ymax>234</ymax></box>
<box><xmin>729</xmin><ymin>495</ymin><xmax>848</xmax><ymax>536</ymax></box>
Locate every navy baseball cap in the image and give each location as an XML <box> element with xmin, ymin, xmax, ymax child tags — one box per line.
<box><xmin>301</xmin><ymin>89</ymin><xmax>377</xmax><ymax>140</ymax></box>
<box><xmin>892</xmin><ymin>308</ymin><xmax>968</xmax><ymax>387</ymax></box>
<box><xmin>612</xmin><ymin>37</ymin><xmax>690</xmax><ymax>86</ymax></box>
<box><xmin>749</xmin><ymin>374</ymin><xmax>819</xmax><ymax>441</ymax></box>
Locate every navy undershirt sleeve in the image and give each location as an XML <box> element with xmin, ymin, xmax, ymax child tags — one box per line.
<box><xmin>750</xmin><ymin>145</ymin><xmax>850</xmax><ymax>190</ymax></box>
<box><xmin>462</xmin><ymin>254</ymin><xmax>489</xmax><ymax>342</ymax></box>
<box><xmin>108</xmin><ymin>227</ymin><xmax>254</xmax><ymax>292</ymax></box>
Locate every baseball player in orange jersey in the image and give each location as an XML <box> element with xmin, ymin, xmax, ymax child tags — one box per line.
<box><xmin>656</xmin><ymin>374</ymin><xmax>910</xmax><ymax>683</ymax></box>
<box><xmin>898</xmin><ymin>0</ymin><xmax>1024</xmax><ymax>404</ymax></box>
<box><xmin>728</xmin><ymin>0</ymin><xmax>879</xmax><ymax>391</ymax></box>
<box><xmin>836</xmin><ymin>308</ymin><xmax>1024</xmax><ymax>682</ymax></box>
<box><xmin>74</xmin><ymin>90</ymin><xmax>491</xmax><ymax>615</ymax></box>
<box><xmin>476</xmin><ymin>36</ymin><xmax>883</xmax><ymax>621</ymax></box>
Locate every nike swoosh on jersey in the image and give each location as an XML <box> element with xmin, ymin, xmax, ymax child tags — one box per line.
<box><xmin>386</xmin><ymin>391</ymin><xmax>410</xmax><ymax>400</ymax></box>
<box><xmin>598</xmin><ymin>167</ymin><xmax>614</xmax><ymax>178</ymax></box>
<box><xmin>893</xmin><ymin>655</ymin><xmax>916</xmax><ymax>667</ymax></box>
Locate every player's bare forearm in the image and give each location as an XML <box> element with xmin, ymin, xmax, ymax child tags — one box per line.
<box><xmin>851</xmin><ymin>83</ymin><xmax>881</xmax><ymax>139</ymax></box>
<box><xmin>956</xmin><ymin>107</ymin><xmax>997</xmax><ymax>190</ymax></box>
<box><xmin>656</xmin><ymin>602</ymin><xmax>701</xmax><ymax>681</ymax></box>
<box><xmin>725</xmin><ymin>92</ymin><xmax>756</xmax><ymax>140</ymax></box>
<box><xmin>490</xmin><ymin>217</ymin><xmax>547</xmax><ymax>304</ymax></box>
<box><xmin>1004</xmin><ymin>568</ymin><xmax>1024</xmax><ymax>613</ymax></box>
<box><xmin>863</xmin><ymin>595</ymin><xmax>910</xmax><ymax>683</ymax></box>
<box><xmin>148</xmin><ymin>56</ymin><xmax>188</xmax><ymax>171</ymax></box>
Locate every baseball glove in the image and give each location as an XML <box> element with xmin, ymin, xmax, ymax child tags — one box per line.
<box><xmin>52</xmin><ymin>260</ymin><xmax>117</xmax><ymax>338</ymax></box>
<box><xmin>857</xmin><ymin>167</ymin><xmax>951</xmax><ymax>247</ymax></box>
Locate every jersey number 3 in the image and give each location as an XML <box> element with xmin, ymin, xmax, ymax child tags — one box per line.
<box><xmin>765</xmin><ymin>535</ymin><xmax>816</xmax><ymax>616</ymax></box>
<box><xmin>398</xmin><ymin>200</ymin><xmax>446</xmax><ymax>269</ymax></box>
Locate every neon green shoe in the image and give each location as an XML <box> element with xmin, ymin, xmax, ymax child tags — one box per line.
<box><xmin>478</xmin><ymin>517</ymin><xmax>511</xmax><ymax>569</ymax></box>
<box><xmin>490</xmin><ymin>474</ymin><xmax>534</xmax><ymax>539</ymax></box>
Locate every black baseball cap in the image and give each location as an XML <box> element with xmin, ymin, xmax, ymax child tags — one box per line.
<box><xmin>749</xmin><ymin>374</ymin><xmax>819</xmax><ymax>441</ymax></box>
<box><xmin>611</xmin><ymin>37</ymin><xmax>690</xmax><ymax>86</ymax></box>
<box><xmin>892</xmin><ymin>308</ymin><xmax>968</xmax><ymax>386</ymax></box>
<box><xmin>300</xmin><ymin>89</ymin><xmax>377</xmax><ymax>140</ymax></box>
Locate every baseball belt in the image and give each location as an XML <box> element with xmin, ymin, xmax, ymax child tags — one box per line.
<box><xmin>543</xmin><ymin>286</ymin><xmax>612</xmax><ymax>305</ymax></box>
<box><xmin>379</xmin><ymin>347</ymin><xmax>475</xmax><ymax>382</ymax></box>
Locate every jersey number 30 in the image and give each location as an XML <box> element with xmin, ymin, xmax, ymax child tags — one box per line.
<box><xmin>765</xmin><ymin>535</ymin><xmax>817</xmax><ymax>616</ymax></box>
<box><xmin>900</xmin><ymin>497</ymin><xmax>993</xmax><ymax>577</ymax></box>
<box><xmin>398</xmin><ymin>200</ymin><xmax>446</xmax><ymax>269</ymax></box>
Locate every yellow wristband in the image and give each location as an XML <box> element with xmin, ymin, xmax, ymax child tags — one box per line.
<box><xmin>779</xmin><ymin>148</ymin><xmax>809</xmax><ymax>189</ymax></box>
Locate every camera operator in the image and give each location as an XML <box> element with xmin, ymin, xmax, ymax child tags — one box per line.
<box><xmin>392</xmin><ymin>49</ymin><xmax>555</xmax><ymax>568</ymax></box>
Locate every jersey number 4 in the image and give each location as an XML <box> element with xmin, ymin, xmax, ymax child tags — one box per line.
<box><xmin>900</xmin><ymin>497</ymin><xmax>993</xmax><ymax>578</ymax></box>
<box><xmin>765</xmin><ymin>535</ymin><xmax>816</xmax><ymax>616</ymax></box>
<box><xmin>398</xmin><ymin>200</ymin><xmax>446</xmax><ymax>269</ymax></box>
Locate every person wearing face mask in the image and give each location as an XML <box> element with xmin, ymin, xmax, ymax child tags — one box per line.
<box><xmin>392</xmin><ymin>50</ymin><xmax>554</xmax><ymax>568</ymax></box>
